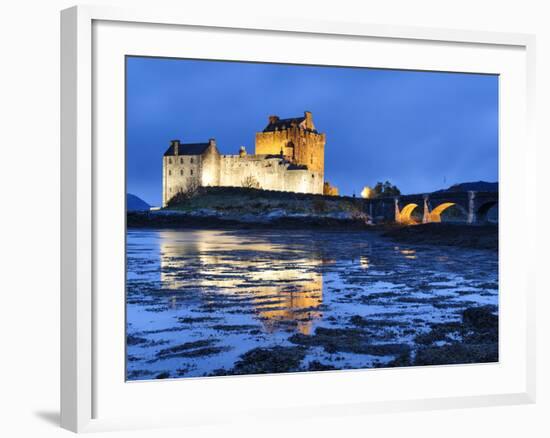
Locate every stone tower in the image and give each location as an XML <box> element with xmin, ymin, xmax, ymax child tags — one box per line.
<box><xmin>255</xmin><ymin>111</ymin><xmax>325</xmax><ymax>175</ymax></box>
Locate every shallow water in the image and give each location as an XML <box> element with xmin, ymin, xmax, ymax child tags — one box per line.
<box><xmin>126</xmin><ymin>228</ymin><xmax>498</xmax><ymax>380</ymax></box>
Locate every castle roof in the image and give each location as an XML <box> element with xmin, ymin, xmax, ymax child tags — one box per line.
<box><xmin>163</xmin><ymin>142</ymin><xmax>211</xmax><ymax>156</ymax></box>
<box><xmin>264</xmin><ymin>117</ymin><xmax>306</xmax><ymax>132</ymax></box>
<box><xmin>262</xmin><ymin>111</ymin><xmax>319</xmax><ymax>133</ymax></box>
<box><xmin>263</xmin><ymin>116</ymin><xmax>306</xmax><ymax>132</ymax></box>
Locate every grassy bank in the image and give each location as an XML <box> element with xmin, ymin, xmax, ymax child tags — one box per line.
<box><xmin>128</xmin><ymin>186</ymin><xmax>370</xmax><ymax>229</ymax></box>
<box><xmin>165</xmin><ymin>186</ymin><xmax>365</xmax><ymax>216</ymax></box>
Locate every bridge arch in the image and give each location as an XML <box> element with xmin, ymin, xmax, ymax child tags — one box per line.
<box><xmin>399</xmin><ymin>203</ymin><xmax>420</xmax><ymax>224</ymax></box>
<box><xmin>476</xmin><ymin>201</ymin><xmax>498</xmax><ymax>223</ymax></box>
<box><xmin>429</xmin><ymin>202</ymin><xmax>468</xmax><ymax>223</ymax></box>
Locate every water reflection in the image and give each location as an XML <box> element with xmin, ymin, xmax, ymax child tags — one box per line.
<box><xmin>158</xmin><ymin>230</ymin><xmax>323</xmax><ymax>334</ymax></box>
<box><xmin>399</xmin><ymin>249</ymin><xmax>417</xmax><ymax>260</ymax></box>
<box><xmin>126</xmin><ymin>229</ymin><xmax>499</xmax><ymax>380</ymax></box>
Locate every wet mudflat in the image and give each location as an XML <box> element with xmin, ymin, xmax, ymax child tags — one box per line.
<box><xmin>126</xmin><ymin>228</ymin><xmax>498</xmax><ymax>380</ymax></box>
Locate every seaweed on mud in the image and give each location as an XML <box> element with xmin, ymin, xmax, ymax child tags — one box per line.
<box><xmin>349</xmin><ymin>315</ymin><xmax>405</xmax><ymax>328</ymax></box>
<box><xmin>127</xmin><ymin>334</ymin><xmax>148</xmax><ymax>346</ymax></box>
<box><xmin>432</xmin><ymin>300</ymin><xmax>477</xmax><ymax>309</ymax></box>
<box><xmin>177</xmin><ymin>316</ymin><xmax>222</xmax><ymax>324</ymax></box>
<box><xmin>126</xmin><ymin>369</ymin><xmax>154</xmax><ymax>379</ymax></box>
<box><xmin>360</xmin><ymin>291</ymin><xmax>400</xmax><ymax>303</ymax></box>
<box><xmin>414</xmin><ymin>343</ymin><xmax>498</xmax><ymax>365</ymax></box>
<box><xmin>176</xmin><ymin>368</ymin><xmax>191</xmax><ymax>376</ymax></box>
<box><xmin>178</xmin><ymin>347</ymin><xmax>231</xmax><ymax>357</ymax></box>
<box><xmin>395</xmin><ymin>295</ymin><xmax>456</xmax><ymax>305</ymax></box>
<box><xmin>475</xmin><ymin>282</ymin><xmax>499</xmax><ymax>290</ymax></box>
<box><xmin>144</xmin><ymin>306</ymin><xmax>171</xmax><ymax>313</ymax></box>
<box><xmin>227</xmin><ymin>346</ymin><xmax>308</xmax><ymax>375</ymax></box>
<box><xmin>414</xmin><ymin>322</ymin><xmax>463</xmax><ymax>345</ymax></box>
<box><xmin>289</xmin><ymin>326</ymin><xmax>410</xmax><ymax>356</ymax></box>
<box><xmin>159</xmin><ymin>339</ymin><xmax>217</xmax><ymax>353</ymax></box>
<box><xmin>137</xmin><ymin>326</ymin><xmax>188</xmax><ymax>335</ymax></box>
<box><xmin>210</xmin><ymin>324</ymin><xmax>260</xmax><ymax>332</ymax></box>
<box><xmin>381</xmin><ymin>351</ymin><xmax>412</xmax><ymax>368</ymax></box>
<box><xmin>307</xmin><ymin>360</ymin><xmax>337</xmax><ymax>371</ymax></box>
<box><xmin>198</xmin><ymin>298</ymin><xmax>257</xmax><ymax>312</ymax></box>
<box><xmin>153</xmin><ymin>339</ymin><xmax>230</xmax><ymax>360</ymax></box>
<box><xmin>157</xmin><ymin>347</ymin><xmax>230</xmax><ymax>360</ymax></box>
<box><xmin>462</xmin><ymin>306</ymin><xmax>498</xmax><ymax>329</ymax></box>
<box><xmin>410</xmin><ymin>306</ymin><xmax>498</xmax><ymax>365</ymax></box>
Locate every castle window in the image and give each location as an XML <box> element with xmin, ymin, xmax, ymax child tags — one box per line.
<box><xmin>169</xmin><ymin>188</ymin><xmax>172</xmax><ymax>193</ymax></box>
<box><xmin>180</xmin><ymin>169</ymin><xmax>183</xmax><ymax>176</ymax></box>
<box><xmin>169</xmin><ymin>170</ymin><xmax>172</xmax><ymax>176</ymax></box>
<box><xmin>168</xmin><ymin>158</ymin><xmax>172</xmax><ymax>164</ymax></box>
<box><xmin>312</xmin><ymin>174</ymin><xmax>314</xmax><ymax>178</ymax></box>
<box><xmin>180</xmin><ymin>158</ymin><xmax>183</xmax><ymax>164</ymax></box>
<box><xmin>190</xmin><ymin>169</ymin><xmax>194</xmax><ymax>175</ymax></box>
<box><xmin>190</xmin><ymin>158</ymin><xmax>194</xmax><ymax>163</ymax></box>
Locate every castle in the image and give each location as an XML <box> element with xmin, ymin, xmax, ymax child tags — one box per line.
<box><xmin>162</xmin><ymin>111</ymin><xmax>326</xmax><ymax>207</ymax></box>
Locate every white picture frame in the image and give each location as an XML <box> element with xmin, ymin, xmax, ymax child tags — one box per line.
<box><xmin>60</xmin><ymin>4</ymin><xmax>536</xmax><ymax>433</ymax></box>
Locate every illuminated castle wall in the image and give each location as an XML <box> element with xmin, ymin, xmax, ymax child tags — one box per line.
<box><xmin>162</xmin><ymin>111</ymin><xmax>325</xmax><ymax>206</ymax></box>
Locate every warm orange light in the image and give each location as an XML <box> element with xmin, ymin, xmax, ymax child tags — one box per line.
<box><xmin>360</xmin><ymin>186</ymin><xmax>373</xmax><ymax>199</ymax></box>
<box><xmin>428</xmin><ymin>202</ymin><xmax>456</xmax><ymax>222</ymax></box>
<box><xmin>398</xmin><ymin>203</ymin><xmax>419</xmax><ymax>224</ymax></box>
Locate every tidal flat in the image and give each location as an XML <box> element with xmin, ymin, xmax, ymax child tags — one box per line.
<box><xmin>126</xmin><ymin>228</ymin><xmax>498</xmax><ymax>380</ymax></box>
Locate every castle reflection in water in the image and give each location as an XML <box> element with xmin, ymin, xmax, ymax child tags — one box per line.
<box><xmin>157</xmin><ymin>230</ymin><xmax>331</xmax><ymax>335</ymax></box>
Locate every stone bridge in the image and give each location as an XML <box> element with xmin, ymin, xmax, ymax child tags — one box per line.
<box><xmin>360</xmin><ymin>191</ymin><xmax>498</xmax><ymax>224</ymax></box>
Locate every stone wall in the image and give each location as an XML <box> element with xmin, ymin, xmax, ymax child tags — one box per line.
<box><xmin>163</xmin><ymin>151</ymin><xmax>323</xmax><ymax>206</ymax></box>
<box><xmin>218</xmin><ymin>154</ymin><xmax>323</xmax><ymax>194</ymax></box>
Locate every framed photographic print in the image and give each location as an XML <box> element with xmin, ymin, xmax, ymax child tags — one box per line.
<box><xmin>61</xmin><ymin>5</ymin><xmax>536</xmax><ymax>433</ymax></box>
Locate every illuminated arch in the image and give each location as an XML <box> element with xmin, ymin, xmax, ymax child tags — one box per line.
<box><xmin>399</xmin><ymin>203</ymin><xmax>420</xmax><ymax>224</ymax></box>
<box><xmin>429</xmin><ymin>202</ymin><xmax>468</xmax><ymax>223</ymax></box>
<box><xmin>429</xmin><ymin>202</ymin><xmax>456</xmax><ymax>222</ymax></box>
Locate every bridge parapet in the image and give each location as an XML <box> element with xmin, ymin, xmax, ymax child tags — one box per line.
<box><xmin>360</xmin><ymin>190</ymin><xmax>498</xmax><ymax>224</ymax></box>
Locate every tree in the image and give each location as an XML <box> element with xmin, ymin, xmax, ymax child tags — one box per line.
<box><xmin>360</xmin><ymin>186</ymin><xmax>373</xmax><ymax>199</ymax></box>
<box><xmin>166</xmin><ymin>180</ymin><xmax>200</xmax><ymax>207</ymax></box>
<box><xmin>241</xmin><ymin>176</ymin><xmax>261</xmax><ymax>189</ymax></box>
<box><xmin>372</xmin><ymin>180</ymin><xmax>401</xmax><ymax>198</ymax></box>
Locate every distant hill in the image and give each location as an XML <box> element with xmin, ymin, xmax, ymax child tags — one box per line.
<box><xmin>435</xmin><ymin>181</ymin><xmax>498</xmax><ymax>193</ymax></box>
<box><xmin>127</xmin><ymin>194</ymin><xmax>150</xmax><ymax>211</ymax></box>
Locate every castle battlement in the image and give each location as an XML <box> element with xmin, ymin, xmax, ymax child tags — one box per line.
<box><xmin>162</xmin><ymin>111</ymin><xmax>326</xmax><ymax>206</ymax></box>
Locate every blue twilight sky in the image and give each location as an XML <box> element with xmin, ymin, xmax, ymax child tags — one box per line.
<box><xmin>126</xmin><ymin>56</ymin><xmax>498</xmax><ymax>206</ymax></box>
